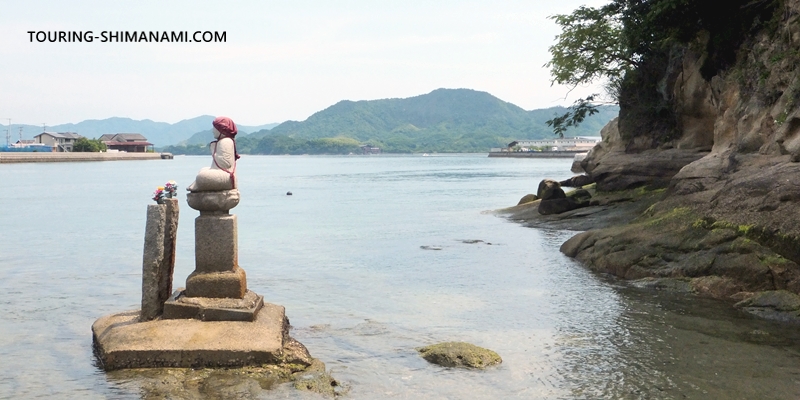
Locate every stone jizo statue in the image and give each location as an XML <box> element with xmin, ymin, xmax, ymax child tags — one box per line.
<box><xmin>187</xmin><ymin>116</ymin><xmax>240</xmax><ymax>192</ymax></box>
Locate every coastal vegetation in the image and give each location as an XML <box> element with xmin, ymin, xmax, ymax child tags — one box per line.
<box><xmin>73</xmin><ymin>137</ymin><xmax>107</xmax><ymax>152</ymax></box>
<box><xmin>545</xmin><ymin>0</ymin><xmax>779</xmax><ymax>139</ymax></box>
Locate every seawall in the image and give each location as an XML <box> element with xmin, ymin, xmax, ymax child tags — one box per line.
<box><xmin>488</xmin><ymin>151</ymin><xmax>585</xmax><ymax>158</ymax></box>
<box><xmin>0</xmin><ymin>152</ymin><xmax>173</xmax><ymax>163</ymax></box>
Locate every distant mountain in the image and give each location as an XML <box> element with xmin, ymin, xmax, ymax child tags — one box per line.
<box><xmin>179</xmin><ymin>123</ymin><xmax>280</xmax><ymax>146</ymax></box>
<box><xmin>246</xmin><ymin>88</ymin><xmax>618</xmax><ymax>153</ymax></box>
<box><xmin>1</xmin><ymin>116</ymin><xmax>279</xmax><ymax>147</ymax></box>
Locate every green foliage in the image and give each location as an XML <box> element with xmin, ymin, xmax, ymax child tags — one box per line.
<box><xmin>546</xmin><ymin>96</ymin><xmax>601</xmax><ymax>138</ymax></box>
<box><xmin>546</xmin><ymin>4</ymin><xmax>634</xmax><ymax>89</ymax></box>
<box><xmin>73</xmin><ymin>137</ymin><xmax>107</xmax><ymax>152</ymax></box>
<box><xmin>546</xmin><ymin>0</ymin><xmax>781</xmax><ymax>138</ymax></box>
<box><xmin>252</xmin><ymin>135</ymin><xmax>362</xmax><ymax>155</ymax></box>
<box><xmin>160</xmin><ymin>144</ymin><xmax>209</xmax><ymax>155</ymax></box>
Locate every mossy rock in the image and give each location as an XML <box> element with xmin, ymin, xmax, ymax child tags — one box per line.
<box><xmin>734</xmin><ymin>290</ymin><xmax>800</xmax><ymax>311</ymax></box>
<box><xmin>292</xmin><ymin>359</ymin><xmax>347</xmax><ymax>397</ymax></box>
<box><xmin>518</xmin><ymin>194</ymin><xmax>538</xmax><ymax>205</ymax></box>
<box><xmin>416</xmin><ymin>342</ymin><xmax>502</xmax><ymax>369</ymax></box>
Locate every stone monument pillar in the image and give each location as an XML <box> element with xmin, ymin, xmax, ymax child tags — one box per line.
<box><xmin>140</xmin><ymin>198</ymin><xmax>179</xmax><ymax>321</ymax></box>
<box><xmin>185</xmin><ymin>190</ymin><xmax>246</xmax><ymax>298</ymax></box>
<box><xmin>162</xmin><ymin>116</ymin><xmax>263</xmax><ymax>321</ymax></box>
<box><xmin>92</xmin><ymin>116</ymin><xmax>314</xmax><ymax>372</ymax></box>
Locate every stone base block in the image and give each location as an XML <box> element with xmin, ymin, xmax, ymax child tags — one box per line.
<box><xmin>185</xmin><ymin>267</ymin><xmax>247</xmax><ymax>298</ymax></box>
<box><xmin>162</xmin><ymin>289</ymin><xmax>264</xmax><ymax>321</ymax></box>
<box><xmin>92</xmin><ymin>303</ymin><xmax>293</xmax><ymax>370</ymax></box>
<box><xmin>195</xmin><ymin>213</ymin><xmax>238</xmax><ymax>273</ymax></box>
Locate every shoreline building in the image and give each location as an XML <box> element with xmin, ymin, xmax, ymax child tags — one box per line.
<box><xmin>99</xmin><ymin>133</ymin><xmax>154</xmax><ymax>153</ymax></box>
<box><xmin>491</xmin><ymin>136</ymin><xmax>601</xmax><ymax>153</ymax></box>
<box><xmin>33</xmin><ymin>132</ymin><xmax>83</xmax><ymax>152</ymax></box>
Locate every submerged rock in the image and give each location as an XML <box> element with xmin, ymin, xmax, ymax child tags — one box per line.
<box><xmin>293</xmin><ymin>359</ymin><xmax>347</xmax><ymax>398</ymax></box>
<box><xmin>107</xmin><ymin>360</ymin><xmax>333</xmax><ymax>399</ymax></box>
<box><xmin>417</xmin><ymin>342</ymin><xmax>502</xmax><ymax>369</ymax></box>
<box><xmin>630</xmin><ymin>277</ymin><xmax>694</xmax><ymax>293</ymax></box>
<box><xmin>734</xmin><ymin>290</ymin><xmax>800</xmax><ymax>323</ymax></box>
<box><xmin>735</xmin><ymin>290</ymin><xmax>800</xmax><ymax>311</ymax></box>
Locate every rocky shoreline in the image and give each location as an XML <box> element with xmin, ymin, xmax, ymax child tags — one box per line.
<box><xmin>498</xmin><ymin>178</ymin><xmax>800</xmax><ymax>324</ymax></box>
<box><xmin>494</xmin><ymin>1</ymin><xmax>800</xmax><ymax>324</ymax></box>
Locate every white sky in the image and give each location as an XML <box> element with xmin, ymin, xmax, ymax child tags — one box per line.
<box><xmin>0</xmin><ymin>0</ymin><xmax>608</xmax><ymax>126</ymax></box>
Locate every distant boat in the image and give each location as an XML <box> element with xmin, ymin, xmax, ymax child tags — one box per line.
<box><xmin>422</xmin><ymin>153</ymin><xmax>429</xmax><ymax>157</ymax></box>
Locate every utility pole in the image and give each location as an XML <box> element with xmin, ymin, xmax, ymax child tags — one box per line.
<box><xmin>4</xmin><ymin>118</ymin><xmax>10</xmax><ymax>147</ymax></box>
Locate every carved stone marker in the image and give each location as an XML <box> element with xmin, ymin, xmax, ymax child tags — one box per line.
<box><xmin>162</xmin><ymin>116</ymin><xmax>263</xmax><ymax>321</ymax></box>
<box><xmin>140</xmin><ymin>198</ymin><xmax>179</xmax><ymax>321</ymax></box>
<box><xmin>92</xmin><ymin>116</ymin><xmax>312</xmax><ymax>371</ymax></box>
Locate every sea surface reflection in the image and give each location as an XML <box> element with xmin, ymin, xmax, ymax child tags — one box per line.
<box><xmin>0</xmin><ymin>155</ymin><xmax>798</xmax><ymax>399</ymax></box>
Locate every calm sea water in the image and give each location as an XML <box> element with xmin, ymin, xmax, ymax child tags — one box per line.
<box><xmin>1</xmin><ymin>154</ymin><xmax>799</xmax><ymax>399</ymax></box>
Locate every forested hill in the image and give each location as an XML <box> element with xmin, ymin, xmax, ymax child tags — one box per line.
<box><xmin>244</xmin><ymin>89</ymin><xmax>617</xmax><ymax>153</ymax></box>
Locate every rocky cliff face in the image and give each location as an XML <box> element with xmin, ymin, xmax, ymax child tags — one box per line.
<box><xmin>568</xmin><ymin>0</ymin><xmax>800</xmax><ymax>315</ymax></box>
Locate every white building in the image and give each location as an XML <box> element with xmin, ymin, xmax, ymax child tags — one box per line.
<box><xmin>492</xmin><ymin>136</ymin><xmax>601</xmax><ymax>152</ymax></box>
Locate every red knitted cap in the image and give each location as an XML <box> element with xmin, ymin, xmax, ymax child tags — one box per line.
<box><xmin>212</xmin><ymin>116</ymin><xmax>237</xmax><ymax>137</ymax></box>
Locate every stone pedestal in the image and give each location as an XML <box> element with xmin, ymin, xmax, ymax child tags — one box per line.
<box><xmin>185</xmin><ymin>213</ymin><xmax>246</xmax><ymax>298</ymax></box>
<box><xmin>163</xmin><ymin>189</ymin><xmax>261</xmax><ymax>321</ymax></box>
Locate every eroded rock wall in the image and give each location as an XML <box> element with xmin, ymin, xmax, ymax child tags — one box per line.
<box><xmin>571</xmin><ymin>0</ymin><xmax>800</xmax><ymax>301</ymax></box>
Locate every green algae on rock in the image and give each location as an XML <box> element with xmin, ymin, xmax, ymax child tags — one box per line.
<box><xmin>106</xmin><ymin>359</ymin><xmax>334</xmax><ymax>399</ymax></box>
<box><xmin>417</xmin><ymin>342</ymin><xmax>502</xmax><ymax>369</ymax></box>
<box><xmin>292</xmin><ymin>359</ymin><xmax>348</xmax><ymax>398</ymax></box>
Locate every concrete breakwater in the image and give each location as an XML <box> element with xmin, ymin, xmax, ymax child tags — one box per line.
<box><xmin>0</xmin><ymin>152</ymin><xmax>173</xmax><ymax>163</ymax></box>
<box><xmin>487</xmin><ymin>151</ymin><xmax>584</xmax><ymax>158</ymax></box>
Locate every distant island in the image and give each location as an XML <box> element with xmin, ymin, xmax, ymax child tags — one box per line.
<box><xmin>163</xmin><ymin>89</ymin><xmax>618</xmax><ymax>155</ymax></box>
<box><xmin>3</xmin><ymin>88</ymin><xmax>617</xmax><ymax>155</ymax></box>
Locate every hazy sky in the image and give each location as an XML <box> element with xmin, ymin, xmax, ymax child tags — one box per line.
<box><xmin>1</xmin><ymin>0</ymin><xmax>607</xmax><ymax>126</ymax></box>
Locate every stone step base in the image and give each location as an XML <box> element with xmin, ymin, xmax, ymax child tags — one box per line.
<box><xmin>92</xmin><ymin>302</ymin><xmax>289</xmax><ymax>370</ymax></box>
<box><xmin>162</xmin><ymin>288</ymin><xmax>263</xmax><ymax>321</ymax></box>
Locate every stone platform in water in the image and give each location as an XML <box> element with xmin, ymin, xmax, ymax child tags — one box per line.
<box><xmin>92</xmin><ymin>302</ymin><xmax>305</xmax><ymax>370</ymax></box>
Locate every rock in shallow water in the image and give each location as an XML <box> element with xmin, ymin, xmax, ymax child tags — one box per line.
<box><xmin>730</xmin><ymin>290</ymin><xmax>800</xmax><ymax>323</ymax></box>
<box><xmin>518</xmin><ymin>193</ymin><xmax>538</xmax><ymax>205</ymax></box>
<box><xmin>417</xmin><ymin>342</ymin><xmax>502</xmax><ymax>369</ymax></box>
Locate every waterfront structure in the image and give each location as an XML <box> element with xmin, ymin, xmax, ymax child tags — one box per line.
<box><xmin>99</xmin><ymin>133</ymin><xmax>154</xmax><ymax>153</ymax></box>
<box><xmin>33</xmin><ymin>132</ymin><xmax>83</xmax><ymax>152</ymax></box>
<box><xmin>491</xmin><ymin>136</ymin><xmax>601</xmax><ymax>153</ymax></box>
<box><xmin>360</xmin><ymin>144</ymin><xmax>381</xmax><ymax>154</ymax></box>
